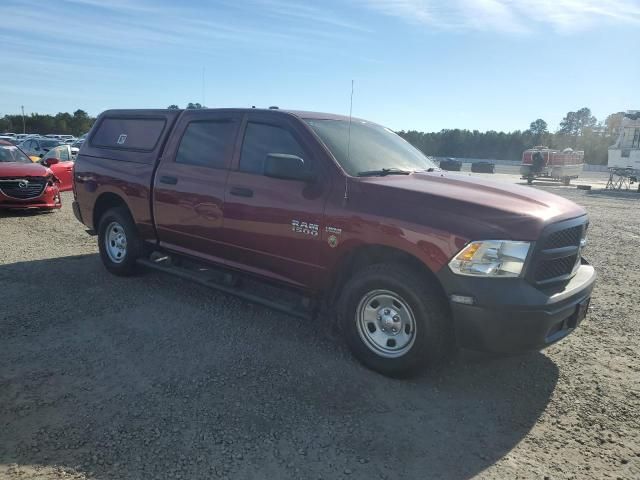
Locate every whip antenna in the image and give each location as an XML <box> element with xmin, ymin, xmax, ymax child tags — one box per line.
<box><xmin>344</xmin><ymin>79</ymin><xmax>354</xmax><ymax>202</ymax></box>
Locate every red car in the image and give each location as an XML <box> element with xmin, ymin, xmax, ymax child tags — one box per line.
<box><xmin>40</xmin><ymin>145</ymin><xmax>75</xmax><ymax>191</ymax></box>
<box><xmin>0</xmin><ymin>140</ymin><xmax>62</xmax><ymax>210</ymax></box>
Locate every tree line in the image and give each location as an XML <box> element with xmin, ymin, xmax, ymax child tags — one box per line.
<box><xmin>0</xmin><ymin>109</ymin><xmax>95</xmax><ymax>137</ymax></box>
<box><xmin>0</xmin><ymin>103</ymin><xmax>209</xmax><ymax>136</ymax></box>
<box><xmin>398</xmin><ymin>108</ymin><xmax>622</xmax><ymax>165</ymax></box>
<box><xmin>0</xmin><ymin>106</ymin><xmax>621</xmax><ymax>164</ymax></box>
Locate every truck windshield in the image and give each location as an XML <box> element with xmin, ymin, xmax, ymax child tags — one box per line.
<box><xmin>305</xmin><ymin>118</ymin><xmax>436</xmax><ymax>176</ymax></box>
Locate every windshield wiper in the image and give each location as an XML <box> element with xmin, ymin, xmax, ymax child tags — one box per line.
<box><xmin>357</xmin><ymin>168</ymin><xmax>413</xmax><ymax>177</ymax></box>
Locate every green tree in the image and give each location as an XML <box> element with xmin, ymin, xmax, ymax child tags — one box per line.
<box><xmin>72</xmin><ymin>109</ymin><xmax>91</xmax><ymax>132</ymax></box>
<box><xmin>186</xmin><ymin>102</ymin><xmax>205</xmax><ymax>109</ymax></box>
<box><xmin>167</xmin><ymin>104</ymin><xmax>180</xmax><ymax>110</ymax></box>
<box><xmin>605</xmin><ymin>112</ymin><xmax>625</xmax><ymax>136</ymax></box>
<box><xmin>559</xmin><ymin>107</ymin><xmax>597</xmax><ymax>135</ymax></box>
<box><xmin>528</xmin><ymin>119</ymin><xmax>548</xmax><ymax>136</ymax></box>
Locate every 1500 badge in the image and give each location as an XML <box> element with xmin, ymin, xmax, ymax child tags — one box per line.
<box><xmin>291</xmin><ymin>220</ymin><xmax>319</xmax><ymax>236</ymax></box>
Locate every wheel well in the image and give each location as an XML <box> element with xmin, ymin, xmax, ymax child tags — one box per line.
<box><xmin>328</xmin><ymin>245</ymin><xmax>448</xmax><ymax>306</ymax></box>
<box><xmin>92</xmin><ymin>193</ymin><xmax>128</xmax><ymax>231</ymax></box>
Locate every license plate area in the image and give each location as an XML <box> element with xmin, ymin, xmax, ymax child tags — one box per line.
<box><xmin>568</xmin><ymin>297</ymin><xmax>590</xmax><ymax>328</ymax></box>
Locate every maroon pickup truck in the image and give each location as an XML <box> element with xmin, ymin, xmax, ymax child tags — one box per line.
<box><xmin>72</xmin><ymin>108</ymin><xmax>595</xmax><ymax>376</ymax></box>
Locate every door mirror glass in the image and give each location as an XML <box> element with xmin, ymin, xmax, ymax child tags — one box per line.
<box><xmin>264</xmin><ymin>153</ymin><xmax>315</xmax><ymax>182</ymax></box>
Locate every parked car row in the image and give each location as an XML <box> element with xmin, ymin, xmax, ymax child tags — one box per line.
<box><xmin>0</xmin><ymin>137</ymin><xmax>77</xmax><ymax>211</ymax></box>
<box><xmin>0</xmin><ymin>140</ymin><xmax>62</xmax><ymax>211</ymax></box>
<box><xmin>1</xmin><ymin>132</ymin><xmax>86</xmax><ymax>149</ymax></box>
<box><xmin>439</xmin><ymin>158</ymin><xmax>496</xmax><ymax>173</ymax></box>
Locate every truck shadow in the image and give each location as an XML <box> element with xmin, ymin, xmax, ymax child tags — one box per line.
<box><xmin>0</xmin><ymin>254</ymin><xmax>559</xmax><ymax>480</ymax></box>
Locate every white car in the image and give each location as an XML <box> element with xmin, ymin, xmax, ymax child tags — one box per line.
<box><xmin>0</xmin><ymin>135</ymin><xmax>19</xmax><ymax>145</ymax></box>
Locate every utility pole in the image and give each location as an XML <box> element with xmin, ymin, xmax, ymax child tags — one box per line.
<box><xmin>202</xmin><ymin>67</ymin><xmax>206</xmax><ymax>107</ymax></box>
<box><xmin>21</xmin><ymin>105</ymin><xmax>25</xmax><ymax>134</ymax></box>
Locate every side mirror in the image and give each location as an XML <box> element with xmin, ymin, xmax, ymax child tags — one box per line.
<box><xmin>43</xmin><ymin>157</ymin><xmax>59</xmax><ymax>166</ymax></box>
<box><xmin>38</xmin><ymin>153</ymin><xmax>44</xmax><ymax>158</ymax></box>
<box><xmin>264</xmin><ymin>153</ymin><xmax>315</xmax><ymax>182</ymax></box>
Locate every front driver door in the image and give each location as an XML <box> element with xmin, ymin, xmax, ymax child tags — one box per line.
<box><xmin>222</xmin><ymin>113</ymin><xmax>331</xmax><ymax>289</ymax></box>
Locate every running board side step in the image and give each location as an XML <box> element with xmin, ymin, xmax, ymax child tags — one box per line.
<box><xmin>136</xmin><ymin>257</ymin><xmax>312</xmax><ymax>320</ymax></box>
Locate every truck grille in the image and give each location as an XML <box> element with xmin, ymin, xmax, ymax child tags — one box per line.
<box><xmin>535</xmin><ymin>255</ymin><xmax>579</xmax><ymax>282</ymax></box>
<box><xmin>529</xmin><ymin>217</ymin><xmax>587</xmax><ymax>284</ymax></box>
<box><xmin>545</xmin><ymin>225</ymin><xmax>582</xmax><ymax>249</ymax></box>
<box><xmin>0</xmin><ymin>178</ymin><xmax>47</xmax><ymax>199</ymax></box>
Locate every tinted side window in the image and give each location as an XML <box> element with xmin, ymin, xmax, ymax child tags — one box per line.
<box><xmin>92</xmin><ymin>117</ymin><xmax>166</xmax><ymax>151</ymax></box>
<box><xmin>239</xmin><ymin>123</ymin><xmax>306</xmax><ymax>174</ymax></box>
<box><xmin>175</xmin><ymin>120</ymin><xmax>236</xmax><ymax>168</ymax></box>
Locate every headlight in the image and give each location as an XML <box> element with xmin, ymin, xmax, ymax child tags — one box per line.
<box><xmin>448</xmin><ymin>240</ymin><xmax>531</xmax><ymax>277</ymax></box>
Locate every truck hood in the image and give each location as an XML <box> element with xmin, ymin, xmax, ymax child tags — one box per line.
<box><xmin>355</xmin><ymin>171</ymin><xmax>586</xmax><ymax>241</ymax></box>
<box><xmin>0</xmin><ymin>162</ymin><xmax>50</xmax><ymax>178</ymax></box>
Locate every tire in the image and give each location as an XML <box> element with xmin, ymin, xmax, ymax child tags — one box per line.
<box><xmin>563</xmin><ymin>177</ymin><xmax>571</xmax><ymax>186</ymax></box>
<box><xmin>527</xmin><ymin>177</ymin><xmax>533</xmax><ymax>185</ymax></box>
<box><xmin>338</xmin><ymin>263</ymin><xmax>452</xmax><ymax>377</ymax></box>
<box><xmin>97</xmin><ymin>207</ymin><xmax>143</xmax><ymax>276</ymax></box>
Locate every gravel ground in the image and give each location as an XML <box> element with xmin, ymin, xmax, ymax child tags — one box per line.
<box><xmin>1</xmin><ymin>186</ymin><xmax>639</xmax><ymax>480</ymax></box>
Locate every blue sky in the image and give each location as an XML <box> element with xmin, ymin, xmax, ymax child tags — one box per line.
<box><xmin>2</xmin><ymin>0</ymin><xmax>639</xmax><ymax>132</ymax></box>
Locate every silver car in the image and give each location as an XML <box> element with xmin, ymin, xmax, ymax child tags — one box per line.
<box><xmin>19</xmin><ymin>137</ymin><xmax>64</xmax><ymax>158</ymax></box>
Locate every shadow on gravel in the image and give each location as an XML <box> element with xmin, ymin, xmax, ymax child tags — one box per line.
<box><xmin>0</xmin><ymin>254</ymin><xmax>559</xmax><ymax>480</ymax></box>
<box><xmin>587</xmin><ymin>189</ymin><xmax>640</xmax><ymax>199</ymax></box>
<box><xmin>0</xmin><ymin>208</ymin><xmax>56</xmax><ymax>218</ymax></box>
<box><xmin>516</xmin><ymin>180</ymin><xmax>571</xmax><ymax>188</ymax></box>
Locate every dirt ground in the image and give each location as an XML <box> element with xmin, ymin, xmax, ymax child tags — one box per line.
<box><xmin>1</xmin><ymin>183</ymin><xmax>639</xmax><ymax>479</ymax></box>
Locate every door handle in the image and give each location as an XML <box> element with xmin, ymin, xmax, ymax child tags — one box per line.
<box><xmin>230</xmin><ymin>186</ymin><xmax>253</xmax><ymax>197</ymax></box>
<box><xmin>159</xmin><ymin>176</ymin><xmax>178</xmax><ymax>185</ymax></box>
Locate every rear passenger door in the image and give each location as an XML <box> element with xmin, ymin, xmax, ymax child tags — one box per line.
<box><xmin>153</xmin><ymin>110</ymin><xmax>241</xmax><ymax>261</ymax></box>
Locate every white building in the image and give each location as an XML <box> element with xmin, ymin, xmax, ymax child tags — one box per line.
<box><xmin>608</xmin><ymin>110</ymin><xmax>640</xmax><ymax>170</ymax></box>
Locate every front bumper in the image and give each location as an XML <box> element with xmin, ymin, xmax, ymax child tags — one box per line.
<box><xmin>0</xmin><ymin>185</ymin><xmax>62</xmax><ymax>210</ymax></box>
<box><xmin>437</xmin><ymin>261</ymin><xmax>596</xmax><ymax>353</ymax></box>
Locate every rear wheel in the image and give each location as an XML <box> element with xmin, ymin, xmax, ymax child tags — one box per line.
<box><xmin>338</xmin><ymin>263</ymin><xmax>452</xmax><ymax>377</ymax></box>
<box><xmin>563</xmin><ymin>177</ymin><xmax>571</xmax><ymax>186</ymax></box>
<box><xmin>527</xmin><ymin>176</ymin><xmax>533</xmax><ymax>185</ymax></box>
<box><xmin>97</xmin><ymin>207</ymin><xmax>143</xmax><ymax>276</ymax></box>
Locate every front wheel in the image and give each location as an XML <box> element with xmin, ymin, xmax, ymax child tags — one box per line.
<box><xmin>338</xmin><ymin>264</ymin><xmax>452</xmax><ymax>377</ymax></box>
<box><xmin>97</xmin><ymin>207</ymin><xmax>143</xmax><ymax>276</ymax></box>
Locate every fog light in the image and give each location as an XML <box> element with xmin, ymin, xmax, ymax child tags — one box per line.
<box><xmin>450</xmin><ymin>294</ymin><xmax>474</xmax><ymax>305</ymax></box>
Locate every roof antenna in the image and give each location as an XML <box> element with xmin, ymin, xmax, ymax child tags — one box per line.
<box><xmin>344</xmin><ymin>79</ymin><xmax>354</xmax><ymax>204</ymax></box>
